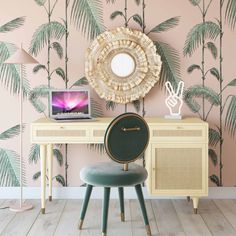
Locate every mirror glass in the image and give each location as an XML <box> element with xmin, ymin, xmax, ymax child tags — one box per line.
<box><xmin>111</xmin><ymin>53</ymin><xmax>135</xmax><ymax>77</ymax></box>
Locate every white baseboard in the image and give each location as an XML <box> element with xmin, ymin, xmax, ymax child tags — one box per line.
<box><xmin>0</xmin><ymin>187</ymin><xmax>236</xmax><ymax>199</ymax></box>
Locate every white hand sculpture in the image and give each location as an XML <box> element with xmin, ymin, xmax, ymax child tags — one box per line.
<box><xmin>165</xmin><ymin>81</ymin><xmax>184</xmax><ymax>119</ymax></box>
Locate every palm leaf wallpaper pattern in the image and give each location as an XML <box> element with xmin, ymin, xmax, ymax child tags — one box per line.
<box><xmin>184</xmin><ymin>0</ymin><xmax>236</xmax><ymax>186</ymax></box>
<box><xmin>0</xmin><ymin>17</ymin><xmax>27</xmax><ymax>187</ymax></box>
<box><xmin>0</xmin><ymin>0</ymin><xmax>236</xmax><ymax>187</ymax></box>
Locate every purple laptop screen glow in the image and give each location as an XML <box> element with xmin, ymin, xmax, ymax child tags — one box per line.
<box><xmin>51</xmin><ymin>91</ymin><xmax>89</xmax><ymax>116</ymax></box>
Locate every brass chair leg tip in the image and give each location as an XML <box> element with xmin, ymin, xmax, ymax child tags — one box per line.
<box><xmin>102</xmin><ymin>232</ymin><xmax>106</xmax><ymax>236</ymax></box>
<box><xmin>41</xmin><ymin>208</ymin><xmax>45</xmax><ymax>214</ymax></box>
<box><xmin>78</xmin><ymin>219</ymin><xmax>83</xmax><ymax>230</ymax></box>
<box><xmin>49</xmin><ymin>196</ymin><xmax>52</xmax><ymax>201</ymax></box>
<box><xmin>194</xmin><ymin>208</ymin><xmax>198</xmax><ymax>214</ymax></box>
<box><xmin>121</xmin><ymin>212</ymin><xmax>125</xmax><ymax>222</ymax></box>
<box><xmin>145</xmin><ymin>224</ymin><xmax>152</xmax><ymax>236</ymax></box>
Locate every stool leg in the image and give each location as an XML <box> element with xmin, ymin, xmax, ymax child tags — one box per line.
<box><xmin>79</xmin><ymin>184</ymin><xmax>93</xmax><ymax>230</ymax></box>
<box><xmin>102</xmin><ymin>187</ymin><xmax>110</xmax><ymax>236</ymax></box>
<box><xmin>118</xmin><ymin>187</ymin><xmax>125</xmax><ymax>222</ymax></box>
<box><xmin>135</xmin><ymin>184</ymin><xmax>151</xmax><ymax>236</ymax></box>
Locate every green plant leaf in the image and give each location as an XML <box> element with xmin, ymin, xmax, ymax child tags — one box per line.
<box><xmin>88</xmin><ymin>144</ymin><xmax>105</xmax><ymax>155</ymax></box>
<box><xmin>21</xmin><ymin>65</ymin><xmax>31</xmax><ymax>97</ymax></box>
<box><xmin>0</xmin><ymin>17</ymin><xmax>25</xmax><ymax>33</ymax></box>
<box><xmin>209</xmin><ymin>128</ymin><xmax>220</xmax><ymax>147</ymax></box>
<box><xmin>225</xmin><ymin>0</ymin><xmax>236</xmax><ymax>29</ymax></box>
<box><xmin>29</xmin><ymin>85</ymin><xmax>50</xmax><ymax>99</ymax></box>
<box><xmin>0</xmin><ymin>42</ymin><xmax>16</xmax><ymax>63</ymax></box>
<box><xmin>0</xmin><ymin>148</ymin><xmax>21</xmax><ymax>186</ymax></box>
<box><xmin>29</xmin><ymin>85</ymin><xmax>50</xmax><ymax>113</ymax></box>
<box><xmin>206</xmin><ymin>42</ymin><xmax>218</xmax><ymax>59</ymax></box>
<box><xmin>33</xmin><ymin>171</ymin><xmax>41</xmax><ymax>180</ymax></box>
<box><xmin>0</xmin><ymin>125</ymin><xmax>21</xmax><ymax>141</ymax></box>
<box><xmin>154</xmin><ymin>41</ymin><xmax>181</xmax><ymax>88</ymax></box>
<box><xmin>71</xmin><ymin>0</ymin><xmax>105</xmax><ymax>40</ymax></box>
<box><xmin>106</xmin><ymin>101</ymin><xmax>117</xmax><ymax>111</ymax></box>
<box><xmin>55</xmin><ymin>174</ymin><xmax>65</xmax><ymax>186</ymax></box>
<box><xmin>184</xmin><ymin>85</ymin><xmax>220</xmax><ymax>113</ymax></box>
<box><xmin>34</xmin><ymin>0</ymin><xmax>46</xmax><ymax>6</ymax></box>
<box><xmin>70</xmin><ymin>77</ymin><xmax>88</xmax><ymax>88</ymax></box>
<box><xmin>150</xmin><ymin>17</ymin><xmax>180</xmax><ymax>34</ymax></box>
<box><xmin>110</xmin><ymin>11</ymin><xmax>123</xmax><ymax>20</ymax></box>
<box><xmin>53</xmin><ymin>148</ymin><xmax>63</xmax><ymax>166</ymax></box>
<box><xmin>225</xmin><ymin>95</ymin><xmax>236</xmax><ymax>137</ymax></box>
<box><xmin>184</xmin><ymin>21</ymin><xmax>220</xmax><ymax>56</ymax></box>
<box><xmin>107</xmin><ymin>0</ymin><xmax>140</xmax><ymax>4</ymax></box>
<box><xmin>227</xmin><ymin>78</ymin><xmax>236</xmax><ymax>87</ymax></box>
<box><xmin>209</xmin><ymin>148</ymin><xmax>218</xmax><ymax>166</ymax></box>
<box><xmin>188</xmin><ymin>0</ymin><xmax>201</xmax><ymax>6</ymax></box>
<box><xmin>52</xmin><ymin>42</ymin><xmax>63</xmax><ymax>59</ymax></box>
<box><xmin>29</xmin><ymin>95</ymin><xmax>46</xmax><ymax>113</ymax></box>
<box><xmin>0</xmin><ymin>42</ymin><xmax>26</xmax><ymax>96</ymax></box>
<box><xmin>132</xmin><ymin>14</ymin><xmax>143</xmax><ymax>28</ymax></box>
<box><xmin>209</xmin><ymin>174</ymin><xmax>220</xmax><ymax>186</ymax></box>
<box><xmin>55</xmin><ymin>67</ymin><xmax>66</xmax><ymax>81</ymax></box>
<box><xmin>187</xmin><ymin>64</ymin><xmax>201</xmax><ymax>73</ymax></box>
<box><xmin>33</xmin><ymin>64</ymin><xmax>47</xmax><ymax>73</ymax></box>
<box><xmin>0</xmin><ymin>124</ymin><xmax>22</xmax><ymax>140</ymax></box>
<box><xmin>210</xmin><ymin>67</ymin><xmax>221</xmax><ymax>81</ymax></box>
<box><xmin>29</xmin><ymin>21</ymin><xmax>66</xmax><ymax>56</ymax></box>
<box><xmin>28</xmin><ymin>144</ymin><xmax>40</xmax><ymax>164</ymax></box>
<box><xmin>91</xmin><ymin>98</ymin><xmax>103</xmax><ymax>117</ymax></box>
<box><xmin>132</xmin><ymin>100</ymin><xmax>141</xmax><ymax>113</ymax></box>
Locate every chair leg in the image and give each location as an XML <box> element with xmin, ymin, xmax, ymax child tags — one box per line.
<box><xmin>79</xmin><ymin>184</ymin><xmax>93</xmax><ymax>230</ymax></box>
<box><xmin>102</xmin><ymin>187</ymin><xmax>110</xmax><ymax>236</ymax></box>
<box><xmin>135</xmin><ymin>184</ymin><xmax>152</xmax><ymax>236</ymax></box>
<box><xmin>118</xmin><ymin>187</ymin><xmax>125</xmax><ymax>222</ymax></box>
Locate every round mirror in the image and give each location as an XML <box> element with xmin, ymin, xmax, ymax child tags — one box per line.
<box><xmin>85</xmin><ymin>27</ymin><xmax>162</xmax><ymax>104</ymax></box>
<box><xmin>111</xmin><ymin>53</ymin><xmax>135</xmax><ymax>77</ymax></box>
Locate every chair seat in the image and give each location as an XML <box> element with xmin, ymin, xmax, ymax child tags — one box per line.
<box><xmin>80</xmin><ymin>162</ymin><xmax>148</xmax><ymax>187</ymax></box>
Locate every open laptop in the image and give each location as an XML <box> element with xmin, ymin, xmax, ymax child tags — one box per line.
<box><xmin>49</xmin><ymin>89</ymin><xmax>92</xmax><ymax>121</ymax></box>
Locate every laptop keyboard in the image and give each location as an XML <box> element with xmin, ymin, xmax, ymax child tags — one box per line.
<box><xmin>55</xmin><ymin>117</ymin><xmax>92</xmax><ymax>120</ymax></box>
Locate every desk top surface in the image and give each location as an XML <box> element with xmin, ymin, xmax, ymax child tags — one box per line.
<box><xmin>32</xmin><ymin>117</ymin><xmax>207</xmax><ymax>125</ymax></box>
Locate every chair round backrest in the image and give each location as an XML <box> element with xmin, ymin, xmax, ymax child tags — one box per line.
<box><xmin>104</xmin><ymin>113</ymin><xmax>149</xmax><ymax>164</ymax></box>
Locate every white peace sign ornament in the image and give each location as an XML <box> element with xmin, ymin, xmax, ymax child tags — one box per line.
<box><xmin>164</xmin><ymin>81</ymin><xmax>184</xmax><ymax>120</ymax></box>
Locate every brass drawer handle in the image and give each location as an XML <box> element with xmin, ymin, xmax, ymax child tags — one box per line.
<box><xmin>122</xmin><ymin>127</ymin><xmax>140</xmax><ymax>132</ymax></box>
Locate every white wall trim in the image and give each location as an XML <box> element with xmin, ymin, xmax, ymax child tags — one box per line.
<box><xmin>1</xmin><ymin>187</ymin><xmax>236</xmax><ymax>199</ymax></box>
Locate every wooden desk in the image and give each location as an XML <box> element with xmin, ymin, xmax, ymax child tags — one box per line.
<box><xmin>31</xmin><ymin>117</ymin><xmax>208</xmax><ymax>214</ymax></box>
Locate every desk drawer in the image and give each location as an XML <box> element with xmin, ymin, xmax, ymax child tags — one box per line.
<box><xmin>151</xmin><ymin>125</ymin><xmax>207</xmax><ymax>143</ymax></box>
<box><xmin>91</xmin><ymin>127</ymin><xmax>107</xmax><ymax>143</ymax></box>
<box><xmin>32</xmin><ymin>126</ymin><xmax>90</xmax><ymax>143</ymax></box>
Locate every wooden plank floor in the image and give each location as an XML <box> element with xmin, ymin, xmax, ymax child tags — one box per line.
<box><xmin>0</xmin><ymin>199</ymin><xmax>236</xmax><ymax>236</ymax></box>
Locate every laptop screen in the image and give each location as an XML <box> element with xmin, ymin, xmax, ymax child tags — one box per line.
<box><xmin>50</xmin><ymin>90</ymin><xmax>90</xmax><ymax>118</ymax></box>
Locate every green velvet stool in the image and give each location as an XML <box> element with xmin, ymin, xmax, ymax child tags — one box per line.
<box><xmin>79</xmin><ymin>113</ymin><xmax>151</xmax><ymax>236</ymax></box>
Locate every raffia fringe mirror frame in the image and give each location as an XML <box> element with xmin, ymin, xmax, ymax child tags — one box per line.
<box><xmin>85</xmin><ymin>27</ymin><xmax>162</xmax><ymax>104</ymax></box>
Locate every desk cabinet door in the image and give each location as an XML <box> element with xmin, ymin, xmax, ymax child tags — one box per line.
<box><xmin>150</xmin><ymin>143</ymin><xmax>208</xmax><ymax>196</ymax></box>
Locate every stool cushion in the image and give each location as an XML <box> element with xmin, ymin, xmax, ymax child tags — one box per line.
<box><xmin>80</xmin><ymin>162</ymin><xmax>148</xmax><ymax>187</ymax></box>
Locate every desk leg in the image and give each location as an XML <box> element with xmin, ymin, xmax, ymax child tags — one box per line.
<box><xmin>40</xmin><ymin>144</ymin><xmax>46</xmax><ymax>214</ymax></box>
<box><xmin>47</xmin><ymin>144</ymin><xmax>53</xmax><ymax>202</ymax></box>
<box><xmin>192</xmin><ymin>197</ymin><xmax>199</xmax><ymax>214</ymax></box>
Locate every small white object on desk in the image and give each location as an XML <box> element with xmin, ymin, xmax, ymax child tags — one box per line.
<box><xmin>164</xmin><ymin>81</ymin><xmax>184</xmax><ymax>120</ymax></box>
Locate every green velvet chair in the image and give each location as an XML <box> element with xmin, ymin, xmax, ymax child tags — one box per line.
<box><xmin>79</xmin><ymin>113</ymin><xmax>151</xmax><ymax>236</ymax></box>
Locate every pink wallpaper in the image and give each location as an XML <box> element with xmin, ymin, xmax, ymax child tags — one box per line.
<box><xmin>0</xmin><ymin>0</ymin><xmax>236</xmax><ymax>187</ymax></box>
